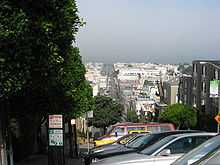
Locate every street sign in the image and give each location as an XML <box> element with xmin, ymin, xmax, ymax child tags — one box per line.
<box><xmin>87</xmin><ymin>111</ymin><xmax>93</xmax><ymax>118</ymax></box>
<box><xmin>49</xmin><ymin>129</ymin><xmax>63</xmax><ymax>146</ymax></box>
<box><xmin>49</xmin><ymin>115</ymin><xmax>63</xmax><ymax>128</ymax></box>
<box><xmin>214</xmin><ymin>114</ymin><xmax>220</xmax><ymax>124</ymax></box>
<box><xmin>210</xmin><ymin>80</ymin><xmax>219</xmax><ymax>98</ymax></box>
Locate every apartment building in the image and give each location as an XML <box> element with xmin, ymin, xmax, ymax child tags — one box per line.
<box><xmin>192</xmin><ymin>60</ymin><xmax>220</xmax><ymax>131</ymax></box>
<box><xmin>192</xmin><ymin>60</ymin><xmax>220</xmax><ymax>112</ymax></box>
<box><xmin>178</xmin><ymin>74</ymin><xmax>193</xmax><ymax>106</ymax></box>
<box><xmin>163</xmin><ymin>78</ymin><xmax>179</xmax><ymax>105</ymax></box>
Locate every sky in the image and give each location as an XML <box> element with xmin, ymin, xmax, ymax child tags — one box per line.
<box><xmin>76</xmin><ymin>0</ymin><xmax>220</xmax><ymax>64</ymax></box>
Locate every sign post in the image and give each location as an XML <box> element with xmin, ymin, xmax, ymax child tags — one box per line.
<box><xmin>48</xmin><ymin>115</ymin><xmax>64</xmax><ymax>165</ymax></box>
<box><xmin>86</xmin><ymin>111</ymin><xmax>93</xmax><ymax>153</ymax></box>
<box><xmin>210</xmin><ymin>80</ymin><xmax>220</xmax><ymax>133</ymax></box>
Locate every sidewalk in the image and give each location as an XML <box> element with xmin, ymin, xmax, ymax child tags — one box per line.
<box><xmin>15</xmin><ymin>154</ymin><xmax>83</xmax><ymax>165</ymax></box>
<box><xmin>14</xmin><ymin>144</ymin><xmax>93</xmax><ymax>165</ymax></box>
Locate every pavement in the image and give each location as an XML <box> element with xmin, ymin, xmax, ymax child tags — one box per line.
<box><xmin>14</xmin><ymin>144</ymin><xmax>95</xmax><ymax>165</ymax></box>
<box><xmin>15</xmin><ymin>154</ymin><xmax>83</xmax><ymax>165</ymax></box>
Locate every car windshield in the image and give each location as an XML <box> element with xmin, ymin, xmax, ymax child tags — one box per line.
<box><xmin>124</xmin><ymin>135</ymin><xmax>145</xmax><ymax>147</ymax></box>
<box><xmin>125</xmin><ymin>134</ymin><xmax>155</xmax><ymax>149</ymax></box>
<box><xmin>198</xmin><ymin>149</ymin><xmax>220</xmax><ymax>165</ymax></box>
<box><xmin>140</xmin><ymin>135</ymin><xmax>176</xmax><ymax>155</ymax></box>
<box><xmin>172</xmin><ymin>135</ymin><xmax>220</xmax><ymax>165</ymax></box>
<box><xmin>117</xmin><ymin>134</ymin><xmax>137</xmax><ymax>144</ymax></box>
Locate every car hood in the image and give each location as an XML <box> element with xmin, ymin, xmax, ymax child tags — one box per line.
<box><xmin>92</xmin><ymin>153</ymin><xmax>150</xmax><ymax>165</ymax></box>
<box><xmin>93</xmin><ymin>146</ymin><xmax>135</xmax><ymax>158</ymax></box>
<box><xmin>92</xmin><ymin>153</ymin><xmax>183</xmax><ymax>165</ymax></box>
<box><xmin>91</xmin><ymin>144</ymin><xmax>123</xmax><ymax>153</ymax></box>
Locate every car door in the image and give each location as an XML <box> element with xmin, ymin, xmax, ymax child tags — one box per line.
<box><xmin>163</xmin><ymin>136</ymin><xmax>211</xmax><ymax>155</ymax></box>
<box><xmin>153</xmin><ymin>136</ymin><xmax>211</xmax><ymax>165</ymax></box>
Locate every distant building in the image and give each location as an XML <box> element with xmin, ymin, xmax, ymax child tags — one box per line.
<box><xmin>192</xmin><ymin>60</ymin><xmax>220</xmax><ymax>131</ymax></box>
<box><xmin>163</xmin><ymin>78</ymin><xmax>179</xmax><ymax>105</ymax></box>
<box><xmin>178</xmin><ymin>74</ymin><xmax>193</xmax><ymax>106</ymax></box>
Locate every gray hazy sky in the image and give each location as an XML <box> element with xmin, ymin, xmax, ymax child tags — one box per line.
<box><xmin>76</xmin><ymin>0</ymin><xmax>220</xmax><ymax>64</ymax></box>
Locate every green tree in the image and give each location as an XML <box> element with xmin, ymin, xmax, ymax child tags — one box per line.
<box><xmin>126</xmin><ymin>109</ymin><xmax>138</xmax><ymax>123</ymax></box>
<box><xmin>0</xmin><ymin>0</ymin><xmax>93</xmax><ymax>119</ymax></box>
<box><xmin>159</xmin><ymin>103</ymin><xmax>197</xmax><ymax>129</ymax></box>
<box><xmin>0</xmin><ymin>0</ymin><xmax>93</xmax><ymax>158</ymax></box>
<box><xmin>91</xmin><ymin>96</ymin><xmax>123</xmax><ymax>133</ymax></box>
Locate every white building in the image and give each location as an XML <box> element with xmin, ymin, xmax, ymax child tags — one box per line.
<box><xmin>114</xmin><ymin>63</ymin><xmax>179</xmax><ymax>117</ymax></box>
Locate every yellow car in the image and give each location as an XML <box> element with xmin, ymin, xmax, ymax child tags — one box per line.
<box><xmin>94</xmin><ymin>136</ymin><xmax>118</xmax><ymax>146</ymax></box>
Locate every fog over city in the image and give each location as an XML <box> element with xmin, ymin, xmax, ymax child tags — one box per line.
<box><xmin>77</xmin><ymin>0</ymin><xmax>220</xmax><ymax>64</ymax></box>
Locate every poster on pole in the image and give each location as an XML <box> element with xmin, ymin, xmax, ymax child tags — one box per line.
<box><xmin>49</xmin><ymin>129</ymin><xmax>63</xmax><ymax>146</ymax></box>
<box><xmin>210</xmin><ymin>80</ymin><xmax>219</xmax><ymax>98</ymax></box>
<box><xmin>49</xmin><ymin>115</ymin><xmax>63</xmax><ymax>128</ymax></box>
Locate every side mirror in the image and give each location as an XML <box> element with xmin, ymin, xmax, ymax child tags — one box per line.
<box><xmin>158</xmin><ymin>149</ymin><xmax>171</xmax><ymax>156</ymax></box>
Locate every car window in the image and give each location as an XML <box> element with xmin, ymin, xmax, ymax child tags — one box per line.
<box><xmin>166</xmin><ymin>136</ymin><xmax>212</xmax><ymax>154</ymax></box>
<box><xmin>126</xmin><ymin>134</ymin><xmax>154</xmax><ymax>149</ymax></box>
<box><xmin>127</xmin><ymin>127</ymin><xmax>145</xmax><ymax>131</ymax></box>
<box><xmin>110</xmin><ymin>127</ymin><xmax>125</xmax><ymax>136</ymax></box>
<box><xmin>140</xmin><ymin>135</ymin><xmax>176</xmax><ymax>155</ymax></box>
<box><xmin>160</xmin><ymin>126</ymin><xmax>172</xmax><ymax>132</ymax></box>
<box><xmin>147</xmin><ymin>126</ymin><xmax>160</xmax><ymax>133</ymax></box>
<box><xmin>125</xmin><ymin>135</ymin><xmax>144</xmax><ymax>146</ymax></box>
<box><xmin>147</xmin><ymin>125</ymin><xmax>171</xmax><ymax>133</ymax></box>
<box><xmin>198</xmin><ymin>150</ymin><xmax>220</xmax><ymax>165</ymax></box>
<box><xmin>117</xmin><ymin>134</ymin><xmax>136</xmax><ymax>144</ymax></box>
<box><xmin>165</xmin><ymin>137</ymin><xmax>195</xmax><ymax>154</ymax></box>
<box><xmin>172</xmin><ymin>135</ymin><xmax>220</xmax><ymax>165</ymax></box>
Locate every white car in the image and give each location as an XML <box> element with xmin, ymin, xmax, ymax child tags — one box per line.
<box><xmin>92</xmin><ymin>133</ymin><xmax>217</xmax><ymax>165</ymax></box>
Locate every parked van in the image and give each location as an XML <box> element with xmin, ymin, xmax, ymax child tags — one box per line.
<box><xmin>94</xmin><ymin>122</ymin><xmax>175</xmax><ymax>146</ymax></box>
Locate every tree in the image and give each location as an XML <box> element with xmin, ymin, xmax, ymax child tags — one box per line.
<box><xmin>91</xmin><ymin>96</ymin><xmax>123</xmax><ymax>133</ymax></box>
<box><xmin>126</xmin><ymin>109</ymin><xmax>138</xmax><ymax>123</ymax></box>
<box><xmin>159</xmin><ymin>103</ymin><xmax>197</xmax><ymax>129</ymax></box>
<box><xmin>0</xmin><ymin>0</ymin><xmax>93</xmax><ymax>158</ymax></box>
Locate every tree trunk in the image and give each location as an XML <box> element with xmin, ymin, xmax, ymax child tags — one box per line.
<box><xmin>103</xmin><ymin>127</ymin><xmax>106</xmax><ymax>135</ymax></box>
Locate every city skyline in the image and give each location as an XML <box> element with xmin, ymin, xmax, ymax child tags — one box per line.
<box><xmin>77</xmin><ymin>0</ymin><xmax>220</xmax><ymax>64</ymax></box>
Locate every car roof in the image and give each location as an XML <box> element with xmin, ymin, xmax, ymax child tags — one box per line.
<box><xmin>170</xmin><ymin>132</ymin><xmax>217</xmax><ymax>138</ymax></box>
<box><xmin>149</xmin><ymin>130</ymin><xmax>203</xmax><ymax>135</ymax></box>
<box><xmin>112</xmin><ymin>122</ymin><xmax>173</xmax><ymax>126</ymax></box>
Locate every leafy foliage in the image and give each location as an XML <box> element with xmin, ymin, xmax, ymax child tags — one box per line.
<box><xmin>91</xmin><ymin>96</ymin><xmax>123</xmax><ymax>131</ymax></box>
<box><xmin>0</xmin><ymin>0</ymin><xmax>93</xmax><ymax>118</ymax></box>
<box><xmin>160</xmin><ymin>103</ymin><xmax>197</xmax><ymax>129</ymax></box>
<box><xmin>126</xmin><ymin>109</ymin><xmax>138</xmax><ymax>123</ymax></box>
<box><xmin>1</xmin><ymin>0</ymin><xmax>94</xmax><ymax>158</ymax></box>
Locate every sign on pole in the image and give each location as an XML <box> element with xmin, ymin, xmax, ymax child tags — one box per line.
<box><xmin>210</xmin><ymin>80</ymin><xmax>219</xmax><ymax>98</ymax></box>
<box><xmin>87</xmin><ymin>111</ymin><xmax>93</xmax><ymax>118</ymax></box>
<box><xmin>49</xmin><ymin>115</ymin><xmax>63</xmax><ymax>128</ymax></box>
<box><xmin>49</xmin><ymin>129</ymin><xmax>64</xmax><ymax>146</ymax></box>
<box><xmin>215</xmin><ymin>114</ymin><xmax>220</xmax><ymax>124</ymax></box>
<box><xmin>48</xmin><ymin>114</ymin><xmax>64</xmax><ymax>165</ymax></box>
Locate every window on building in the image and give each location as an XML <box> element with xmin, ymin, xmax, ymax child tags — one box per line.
<box><xmin>184</xmin><ymin>95</ymin><xmax>187</xmax><ymax>103</ymax></box>
<box><xmin>184</xmin><ymin>82</ymin><xmax>187</xmax><ymax>89</ymax></box>
<box><xmin>193</xmin><ymin>96</ymin><xmax>197</xmax><ymax>107</ymax></box>
<box><xmin>202</xmin><ymin>82</ymin><xmax>206</xmax><ymax>93</ymax></box>
<box><xmin>164</xmin><ymin>89</ymin><xmax>167</xmax><ymax>98</ymax></box>
<box><xmin>193</xmin><ymin>80</ymin><xmax>197</xmax><ymax>88</ymax></box>
<box><xmin>215</xmin><ymin>69</ymin><xmax>219</xmax><ymax>79</ymax></box>
<box><xmin>202</xmin><ymin>65</ymin><xmax>206</xmax><ymax>76</ymax></box>
<box><xmin>193</xmin><ymin>64</ymin><xmax>197</xmax><ymax>73</ymax></box>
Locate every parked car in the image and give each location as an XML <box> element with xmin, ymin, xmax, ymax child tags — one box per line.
<box><xmin>84</xmin><ymin>133</ymin><xmax>147</xmax><ymax>165</ymax></box>
<box><xmin>88</xmin><ymin>133</ymin><xmax>145</xmax><ymax>155</ymax></box>
<box><xmin>171</xmin><ymin>134</ymin><xmax>220</xmax><ymax>165</ymax></box>
<box><xmin>92</xmin><ymin>133</ymin><xmax>216</xmax><ymax>165</ymax></box>
<box><xmin>85</xmin><ymin>130</ymin><xmax>202</xmax><ymax>165</ymax></box>
<box><xmin>94</xmin><ymin>122</ymin><xmax>175</xmax><ymax>146</ymax></box>
<box><xmin>192</xmin><ymin>148</ymin><xmax>220</xmax><ymax>165</ymax></box>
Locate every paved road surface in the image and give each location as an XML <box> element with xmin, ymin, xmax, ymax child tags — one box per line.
<box><xmin>15</xmin><ymin>154</ymin><xmax>83</xmax><ymax>165</ymax></box>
